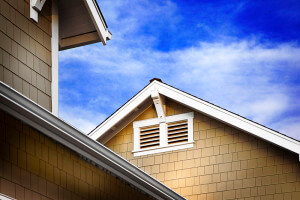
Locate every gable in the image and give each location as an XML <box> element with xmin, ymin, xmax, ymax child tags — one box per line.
<box><xmin>90</xmin><ymin>80</ymin><xmax>300</xmax><ymax>159</ymax></box>
<box><xmin>105</xmin><ymin>98</ymin><xmax>193</xmax><ymax>148</ymax></box>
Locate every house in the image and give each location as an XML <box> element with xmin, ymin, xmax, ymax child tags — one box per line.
<box><xmin>89</xmin><ymin>78</ymin><xmax>300</xmax><ymax>200</ymax></box>
<box><xmin>0</xmin><ymin>1</ymin><xmax>185</xmax><ymax>199</ymax></box>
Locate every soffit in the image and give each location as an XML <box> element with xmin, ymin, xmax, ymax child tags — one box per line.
<box><xmin>59</xmin><ymin>0</ymin><xmax>96</xmax><ymax>39</ymax></box>
<box><xmin>58</xmin><ymin>0</ymin><xmax>110</xmax><ymax>50</ymax></box>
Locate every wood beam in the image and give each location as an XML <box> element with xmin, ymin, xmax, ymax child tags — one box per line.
<box><xmin>30</xmin><ymin>0</ymin><xmax>47</xmax><ymax>22</ymax></box>
<box><xmin>151</xmin><ymin>90</ymin><xmax>166</xmax><ymax>123</ymax></box>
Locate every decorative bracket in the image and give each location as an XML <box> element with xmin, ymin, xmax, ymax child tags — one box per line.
<box><xmin>30</xmin><ymin>0</ymin><xmax>47</xmax><ymax>22</ymax></box>
<box><xmin>151</xmin><ymin>90</ymin><xmax>166</xmax><ymax>123</ymax></box>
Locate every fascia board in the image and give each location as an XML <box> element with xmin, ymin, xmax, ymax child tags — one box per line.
<box><xmin>83</xmin><ymin>0</ymin><xmax>110</xmax><ymax>45</ymax></box>
<box><xmin>155</xmin><ymin>82</ymin><xmax>300</xmax><ymax>155</ymax></box>
<box><xmin>92</xmin><ymin>80</ymin><xmax>300</xmax><ymax>157</ymax></box>
<box><xmin>0</xmin><ymin>82</ymin><xmax>185</xmax><ymax>200</ymax></box>
<box><xmin>59</xmin><ymin>31</ymin><xmax>100</xmax><ymax>51</ymax></box>
<box><xmin>89</xmin><ymin>82</ymin><xmax>156</xmax><ymax>140</ymax></box>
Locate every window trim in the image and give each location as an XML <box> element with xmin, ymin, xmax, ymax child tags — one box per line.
<box><xmin>133</xmin><ymin>112</ymin><xmax>194</xmax><ymax>156</ymax></box>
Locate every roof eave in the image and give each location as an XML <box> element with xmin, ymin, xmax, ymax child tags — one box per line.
<box><xmin>83</xmin><ymin>0</ymin><xmax>111</xmax><ymax>45</ymax></box>
<box><xmin>0</xmin><ymin>82</ymin><xmax>185</xmax><ymax>200</ymax></box>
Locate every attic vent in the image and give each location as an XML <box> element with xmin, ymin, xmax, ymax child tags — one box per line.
<box><xmin>140</xmin><ymin>124</ymin><xmax>160</xmax><ymax>149</ymax></box>
<box><xmin>167</xmin><ymin>120</ymin><xmax>188</xmax><ymax>144</ymax></box>
<box><xmin>133</xmin><ymin>112</ymin><xmax>194</xmax><ymax>156</ymax></box>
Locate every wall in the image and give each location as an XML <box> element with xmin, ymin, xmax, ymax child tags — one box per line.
<box><xmin>0</xmin><ymin>0</ymin><xmax>52</xmax><ymax>111</ymax></box>
<box><xmin>0</xmin><ymin>110</ymin><xmax>152</xmax><ymax>200</ymax></box>
<box><xmin>106</xmin><ymin>98</ymin><xmax>300</xmax><ymax>200</ymax></box>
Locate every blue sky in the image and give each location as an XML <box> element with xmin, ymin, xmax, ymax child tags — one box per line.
<box><xmin>59</xmin><ymin>0</ymin><xmax>300</xmax><ymax>140</ymax></box>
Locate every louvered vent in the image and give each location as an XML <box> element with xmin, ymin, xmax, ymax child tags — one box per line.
<box><xmin>167</xmin><ymin>120</ymin><xmax>188</xmax><ymax>144</ymax></box>
<box><xmin>140</xmin><ymin>124</ymin><xmax>160</xmax><ymax>149</ymax></box>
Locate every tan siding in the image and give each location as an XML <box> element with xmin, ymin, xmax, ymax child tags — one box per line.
<box><xmin>106</xmin><ymin>98</ymin><xmax>300</xmax><ymax>200</ymax></box>
<box><xmin>0</xmin><ymin>0</ymin><xmax>52</xmax><ymax>111</ymax></box>
<box><xmin>0</xmin><ymin>110</ymin><xmax>151</xmax><ymax>200</ymax></box>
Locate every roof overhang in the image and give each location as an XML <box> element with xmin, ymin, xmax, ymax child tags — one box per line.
<box><xmin>89</xmin><ymin>80</ymin><xmax>300</xmax><ymax>161</ymax></box>
<box><xmin>0</xmin><ymin>82</ymin><xmax>185</xmax><ymax>200</ymax></box>
<box><xmin>59</xmin><ymin>0</ymin><xmax>112</xmax><ymax>50</ymax></box>
<box><xmin>30</xmin><ymin>0</ymin><xmax>111</xmax><ymax>49</ymax></box>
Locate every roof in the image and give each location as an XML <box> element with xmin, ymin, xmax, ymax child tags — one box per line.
<box><xmin>59</xmin><ymin>0</ymin><xmax>112</xmax><ymax>50</ymax></box>
<box><xmin>0</xmin><ymin>82</ymin><xmax>185</xmax><ymax>200</ymax></box>
<box><xmin>89</xmin><ymin>80</ymin><xmax>300</xmax><ymax>159</ymax></box>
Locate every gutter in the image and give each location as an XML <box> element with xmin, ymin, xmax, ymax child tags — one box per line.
<box><xmin>0</xmin><ymin>82</ymin><xmax>185</xmax><ymax>200</ymax></box>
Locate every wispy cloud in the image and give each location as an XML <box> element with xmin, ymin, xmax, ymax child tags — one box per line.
<box><xmin>59</xmin><ymin>105</ymin><xmax>107</xmax><ymax>133</ymax></box>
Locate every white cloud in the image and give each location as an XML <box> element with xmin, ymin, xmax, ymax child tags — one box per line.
<box><xmin>59</xmin><ymin>105</ymin><xmax>107</xmax><ymax>134</ymax></box>
<box><xmin>58</xmin><ymin>0</ymin><xmax>300</xmax><ymax>140</ymax></box>
<box><xmin>271</xmin><ymin>117</ymin><xmax>300</xmax><ymax>141</ymax></box>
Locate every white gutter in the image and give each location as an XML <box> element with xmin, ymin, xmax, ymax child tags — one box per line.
<box><xmin>0</xmin><ymin>82</ymin><xmax>185</xmax><ymax>200</ymax></box>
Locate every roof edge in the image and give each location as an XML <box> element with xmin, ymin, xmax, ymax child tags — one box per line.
<box><xmin>90</xmin><ymin>80</ymin><xmax>300</xmax><ymax>158</ymax></box>
<box><xmin>89</xmin><ymin>81</ymin><xmax>155</xmax><ymax>139</ymax></box>
<box><xmin>0</xmin><ymin>82</ymin><xmax>185</xmax><ymax>200</ymax></box>
<box><xmin>83</xmin><ymin>0</ymin><xmax>111</xmax><ymax>45</ymax></box>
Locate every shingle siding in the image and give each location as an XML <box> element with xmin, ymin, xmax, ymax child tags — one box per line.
<box><xmin>0</xmin><ymin>0</ymin><xmax>52</xmax><ymax>111</ymax></box>
<box><xmin>0</xmin><ymin>110</ymin><xmax>152</xmax><ymax>200</ymax></box>
<box><xmin>106</xmin><ymin>98</ymin><xmax>300</xmax><ymax>200</ymax></box>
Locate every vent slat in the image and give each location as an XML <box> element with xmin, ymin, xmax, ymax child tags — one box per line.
<box><xmin>168</xmin><ymin>138</ymin><xmax>188</xmax><ymax>144</ymax></box>
<box><xmin>168</xmin><ymin>126</ymin><xmax>188</xmax><ymax>132</ymax></box>
<box><xmin>141</xmin><ymin>127</ymin><xmax>159</xmax><ymax>133</ymax></box>
<box><xmin>168</xmin><ymin>123</ymin><xmax>188</xmax><ymax>129</ymax></box>
<box><xmin>168</xmin><ymin>129</ymin><xmax>188</xmax><ymax>135</ymax></box>
<box><xmin>168</xmin><ymin>122</ymin><xmax>187</xmax><ymax>127</ymax></box>
<box><xmin>168</xmin><ymin>133</ymin><xmax>188</xmax><ymax>139</ymax></box>
<box><xmin>140</xmin><ymin>130</ymin><xmax>160</xmax><ymax>137</ymax></box>
<box><xmin>140</xmin><ymin>125</ymin><xmax>159</xmax><ymax>131</ymax></box>
<box><xmin>140</xmin><ymin>143</ymin><xmax>160</xmax><ymax>148</ymax></box>
<box><xmin>140</xmin><ymin>135</ymin><xmax>159</xmax><ymax>141</ymax></box>
<box><xmin>140</xmin><ymin>139</ymin><xmax>159</xmax><ymax>145</ymax></box>
<box><xmin>167</xmin><ymin>120</ymin><xmax>187</xmax><ymax>126</ymax></box>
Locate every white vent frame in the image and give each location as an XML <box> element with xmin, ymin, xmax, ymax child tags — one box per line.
<box><xmin>133</xmin><ymin>112</ymin><xmax>194</xmax><ymax>156</ymax></box>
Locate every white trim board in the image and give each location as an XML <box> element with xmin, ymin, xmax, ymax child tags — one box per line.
<box><xmin>89</xmin><ymin>80</ymin><xmax>300</xmax><ymax>158</ymax></box>
<box><xmin>133</xmin><ymin>143</ymin><xmax>194</xmax><ymax>157</ymax></box>
<box><xmin>51</xmin><ymin>0</ymin><xmax>59</xmax><ymax>116</ymax></box>
<box><xmin>83</xmin><ymin>0</ymin><xmax>112</xmax><ymax>45</ymax></box>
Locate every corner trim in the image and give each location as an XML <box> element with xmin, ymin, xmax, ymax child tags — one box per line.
<box><xmin>51</xmin><ymin>0</ymin><xmax>59</xmax><ymax>116</ymax></box>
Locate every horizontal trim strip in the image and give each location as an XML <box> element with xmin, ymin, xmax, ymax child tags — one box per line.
<box><xmin>133</xmin><ymin>142</ymin><xmax>194</xmax><ymax>157</ymax></box>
